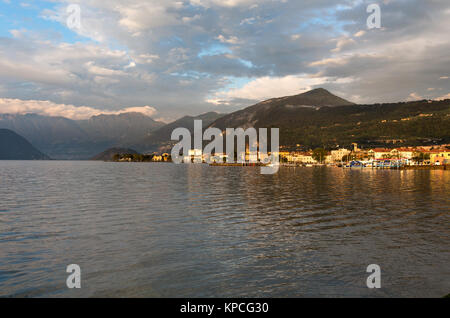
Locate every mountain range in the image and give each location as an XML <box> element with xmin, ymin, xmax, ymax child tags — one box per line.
<box><xmin>210</xmin><ymin>88</ymin><xmax>450</xmax><ymax>148</ymax></box>
<box><xmin>210</xmin><ymin>88</ymin><xmax>354</xmax><ymax>130</ymax></box>
<box><xmin>0</xmin><ymin>112</ymin><xmax>164</xmax><ymax>159</ymax></box>
<box><xmin>0</xmin><ymin>88</ymin><xmax>449</xmax><ymax>159</ymax></box>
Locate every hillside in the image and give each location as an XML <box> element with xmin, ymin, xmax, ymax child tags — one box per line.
<box><xmin>0</xmin><ymin>129</ymin><xmax>50</xmax><ymax>160</ymax></box>
<box><xmin>279</xmin><ymin>99</ymin><xmax>450</xmax><ymax>149</ymax></box>
<box><xmin>209</xmin><ymin>89</ymin><xmax>450</xmax><ymax>149</ymax></box>
<box><xmin>210</xmin><ymin>88</ymin><xmax>354</xmax><ymax>130</ymax></box>
<box><xmin>137</xmin><ymin>112</ymin><xmax>225</xmax><ymax>152</ymax></box>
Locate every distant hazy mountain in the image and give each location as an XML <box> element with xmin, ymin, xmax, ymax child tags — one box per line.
<box><xmin>137</xmin><ymin>112</ymin><xmax>225</xmax><ymax>152</ymax></box>
<box><xmin>0</xmin><ymin>111</ymin><xmax>218</xmax><ymax>158</ymax></box>
<box><xmin>0</xmin><ymin>113</ymin><xmax>86</xmax><ymax>144</ymax></box>
<box><xmin>91</xmin><ymin>147</ymin><xmax>139</xmax><ymax>161</ymax></box>
<box><xmin>0</xmin><ymin>113</ymin><xmax>90</xmax><ymax>159</ymax></box>
<box><xmin>0</xmin><ymin>113</ymin><xmax>164</xmax><ymax>159</ymax></box>
<box><xmin>210</xmin><ymin>88</ymin><xmax>354</xmax><ymax>130</ymax></box>
<box><xmin>0</xmin><ymin>129</ymin><xmax>50</xmax><ymax>160</ymax></box>
<box><xmin>78</xmin><ymin>112</ymin><xmax>164</xmax><ymax>144</ymax></box>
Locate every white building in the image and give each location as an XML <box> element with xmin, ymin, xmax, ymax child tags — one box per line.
<box><xmin>331</xmin><ymin>148</ymin><xmax>351</xmax><ymax>162</ymax></box>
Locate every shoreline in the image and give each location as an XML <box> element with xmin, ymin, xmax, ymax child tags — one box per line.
<box><xmin>1</xmin><ymin>160</ymin><xmax>449</xmax><ymax>171</ymax></box>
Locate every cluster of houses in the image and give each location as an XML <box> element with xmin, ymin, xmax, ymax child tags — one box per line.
<box><xmin>115</xmin><ymin>153</ymin><xmax>171</xmax><ymax>162</ymax></box>
<box><xmin>183</xmin><ymin>149</ymin><xmax>265</xmax><ymax>164</ymax></box>
<box><xmin>151</xmin><ymin>153</ymin><xmax>171</xmax><ymax>162</ymax></box>
<box><xmin>279</xmin><ymin>143</ymin><xmax>450</xmax><ymax>166</ymax></box>
<box><xmin>151</xmin><ymin>143</ymin><xmax>450</xmax><ymax>167</ymax></box>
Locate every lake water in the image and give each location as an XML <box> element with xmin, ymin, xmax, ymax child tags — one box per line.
<box><xmin>0</xmin><ymin>161</ymin><xmax>449</xmax><ymax>297</ymax></box>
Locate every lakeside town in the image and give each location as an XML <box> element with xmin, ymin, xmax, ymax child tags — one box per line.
<box><xmin>114</xmin><ymin>143</ymin><xmax>450</xmax><ymax>169</ymax></box>
<box><xmin>277</xmin><ymin>143</ymin><xmax>450</xmax><ymax>168</ymax></box>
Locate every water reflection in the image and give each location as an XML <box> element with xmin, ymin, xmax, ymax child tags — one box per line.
<box><xmin>0</xmin><ymin>162</ymin><xmax>449</xmax><ymax>297</ymax></box>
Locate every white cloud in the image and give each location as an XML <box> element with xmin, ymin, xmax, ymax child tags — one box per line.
<box><xmin>435</xmin><ymin>93</ymin><xmax>450</xmax><ymax>101</ymax></box>
<box><xmin>407</xmin><ymin>92</ymin><xmax>423</xmax><ymax>101</ymax></box>
<box><xmin>330</xmin><ymin>37</ymin><xmax>356</xmax><ymax>53</ymax></box>
<box><xmin>0</xmin><ymin>98</ymin><xmax>157</xmax><ymax>120</ymax></box>
<box><xmin>85</xmin><ymin>61</ymin><xmax>126</xmax><ymax>76</ymax></box>
<box><xmin>190</xmin><ymin>0</ymin><xmax>262</xmax><ymax>8</ymax></box>
<box><xmin>216</xmin><ymin>35</ymin><xmax>241</xmax><ymax>44</ymax></box>
<box><xmin>117</xmin><ymin>2</ymin><xmax>182</xmax><ymax>33</ymax></box>
<box><xmin>309</xmin><ymin>57</ymin><xmax>349</xmax><ymax>67</ymax></box>
<box><xmin>133</xmin><ymin>53</ymin><xmax>160</xmax><ymax>64</ymax></box>
<box><xmin>154</xmin><ymin>116</ymin><xmax>177</xmax><ymax>124</ymax></box>
<box><xmin>208</xmin><ymin>75</ymin><xmax>354</xmax><ymax>103</ymax></box>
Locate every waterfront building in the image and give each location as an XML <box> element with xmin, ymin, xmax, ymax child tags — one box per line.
<box><xmin>162</xmin><ymin>153</ymin><xmax>170</xmax><ymax>162</ymax></box>
<box><xmin>430</xmin><ymin>151</ymin><xmax>450</xmax><ymax>165</ymax></box>
<box><xmin>259</xmin><ymin>152</ymin><xmax>269</xmax><ymax>163</ymax></box>
<box><xmin>279</xmin><ymin>151</ymin><xmax>290</xmax><ymax>162</ymax></box>
<box><xmin>188</xmin><ymin>149</ymin><xmax>203</xmax><ymax>163</ymax></box>
<box><xmin>368</xmin><ymin>148</ymin><xmax>392</xmax><ymax>159</ymax></box>
<box><xmin>285</xmin><ymin>152</ymin><xmax>317</xmax><ymax>164</ymax></box>
<box><xmin>396</xmin><ymin>148</ymin><xmax>415</xmax><ymax>159</ymax></box>
<box><xmin>211</xmin><ymin>153</ymin><xmax>228</xmax><ymax>163</ymax></box>
<box><xmin>152</xmin><ymin>155</ymin><xmax>163</xmax><ymax>162</ymax></box>
<box><xmin>331</xmin><ymin>148</ymin><xmax>351</xmax><ymax>162</ymax></box>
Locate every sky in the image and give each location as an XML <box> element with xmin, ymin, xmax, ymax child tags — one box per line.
<box><xmin>0</xmin><ymin>0</ymin><xmax>449</xmax><ymax>122</ymax></box>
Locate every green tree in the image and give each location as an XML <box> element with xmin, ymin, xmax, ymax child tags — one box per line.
<box><xmin>413</xmin><ymin>152</ymin><xmax>430</xmax><ymax>162</ymax></box>
<box><xmin>312</xmin><ymin>148</ymin><xmax>327</xmax><ymax>163</ymax></box>
<box><xmin>342</xmin><ymin>154</ymin><xmax>356</xmax><ymax>162</ymax></box>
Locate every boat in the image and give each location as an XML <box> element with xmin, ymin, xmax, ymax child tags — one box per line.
<box><xmin>347</xmin><ymin>161</ymin><xmax>365</xmax><ymax>168</ymax></box>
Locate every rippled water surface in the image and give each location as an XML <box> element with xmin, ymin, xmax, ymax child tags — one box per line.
<box><xmin>0</xmin><ymin>161</ymin><xmax>449</xmax><ymax>297</ymax></box>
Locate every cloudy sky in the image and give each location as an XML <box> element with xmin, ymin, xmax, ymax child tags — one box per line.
<box><xmin>0</xmin><ymin>0</ymin><xmax>449</xmax><ymax>122</ymax></box>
